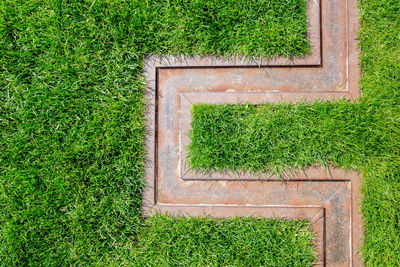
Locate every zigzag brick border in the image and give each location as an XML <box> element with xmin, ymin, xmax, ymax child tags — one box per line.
<box><xmin>142</xmin><ymin>0</ymin><xmax>363</xmax><ymax>265</ymax></box>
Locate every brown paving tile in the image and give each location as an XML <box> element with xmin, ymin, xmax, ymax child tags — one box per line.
<box><xmin>142</xmin><ymin>0</ymin><xmax>363</xmax><ymax>266</ymax></box>
<box><xmin>144</xmin><ymin>166</ymin><xmax>363</xmax><ymax>266</ymax></box>
<box><xmin>144</xmin><ymin>0</ymin><xmax>360</xmax><ymax>97</ymax></box>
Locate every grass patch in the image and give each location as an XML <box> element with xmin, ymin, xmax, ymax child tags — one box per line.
<box><xmin>0</xmin><ymin>0</ymin><xmax>399</xmax><ymax>265</ymax></box>
<box><xmin>188</xmin><ymin>101</ymin><xmax>370</xmax><ymax>173</ymax></box>
<box><xmin>134</xmin><ymin>216</ymin><xmax>317</xmax><ymax>266</ymax></box>
<box><xmin>0</xmin><ymin>0</ymin><xmax>311</xmax><ymax>265</ymax></box>
<box><xmin>148</xmin><ymin>0</ymin><xmax>311</xmax><ymax>57</ymax></box>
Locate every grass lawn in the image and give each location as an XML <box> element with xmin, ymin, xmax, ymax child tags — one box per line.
<box><xmin>134</xmin><ymin>216</ymin><xmax>316</xmax><ymax>266</ymax></box>
<box><xmin>189</xmin><ymin>101</ymin><xmax>369</xmax><ymax>173</ymax></box>
<box><xmin>0</xmin><ymin>0</ymin><xmax>399</xmax><ymax>266</ymax></box>
<box><xmin>0</xmin><ymin>0</ymin><xmax>314</xmax><ymax>265</ymax></box>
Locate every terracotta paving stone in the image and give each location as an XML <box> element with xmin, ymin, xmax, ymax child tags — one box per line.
<box><xmin>142</xmin><ymin>0</ymin><xmax>363</xmax><ymax>266</ymax></box>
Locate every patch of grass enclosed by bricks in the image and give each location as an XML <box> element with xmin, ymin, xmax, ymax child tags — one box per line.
<box><xmin>0</xmin><ymin>0</ymin><xmax>313</xmax><ymax>265</ymax></box>
<box><xmin>189</xmin><ymin>0</ymin><xmax>400</xmax><ymax>265</ymax></box>
<box><xmin>188</xmin><ymin>101</ymin><xmax>370</xmax><ymax>173</ymax></box>
<box><xmin>134</xmin><ymin>216</ymin><xmax>316</xmax><ymax>266</ymax></box>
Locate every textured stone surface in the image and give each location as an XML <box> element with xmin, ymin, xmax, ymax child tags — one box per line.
<box><xmin>142</xmin><ymin>0</ymin><xmax>363</xmax><ymax>265</ymax></box>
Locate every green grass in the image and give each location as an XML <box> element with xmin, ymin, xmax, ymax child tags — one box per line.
<box><xmin>0</xmin><ymin>0</ymin><xmax>312</xmax><ymax>265</ymax></box>
<box><xmin>188</xmin><ymin>0</ymin><xmax>400</xmax><ymax>265</ymax></box>
<box><xmin>0</xmin><ymin>0</ymin><xmax>399</xmax><ymax>265</ymax></box>
<box><xmin>188</xmin><ymin>101</ymin><xmax>370</xmax><ymax>173</ymax></box>
<box><xmin>134</xmin><ymin>216</ymin><xmax>317</xmax><ymax>266</ymax></box>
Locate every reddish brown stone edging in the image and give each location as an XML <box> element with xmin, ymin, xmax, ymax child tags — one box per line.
<box><xmin>142</xmin><ymin>0</ymin><xmax>363</xmax><ymax>266</ymax></box>
<box><xmin>143</xmin><ymin>166</ymin><xmax>363</xmax><ymax>266</ymax></box>
<box><xmin>143</xmin><ymin>0</ymin><xmax>360</xmax><ymax>97</ymax></box>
